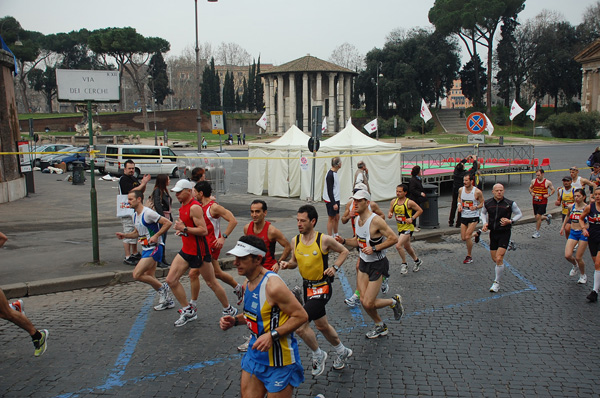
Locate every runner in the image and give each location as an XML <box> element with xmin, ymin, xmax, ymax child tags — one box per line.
<box><xmin>0</xmin><ymin>232</ymin><xmax>49</xmax><ymax>357</ymax></box>
<box><xmin>342</xmin><ymin>183</ymin><xmax>386</xmax><ymax>307</ymax></box>
<box><xmin>528</xmin><ymin>169</ymin><xmax>555</xmax><ymax>238</ymax></box>
<box><xmin>193</xmin><ymin>181</ymin><xmax>241</xmax><ymax>314</ymax></box>
<box><xmin>115</xmin><ymin>190</ymin><xmax>175</xmax><ymax>311</ymax></box>
<box><xmin>555</xmin><ymin>176</ymin><xmax>576</xmax><ymax>241</ymax></box>
<box><xmin>279</xmin><ymin>205</ymin><xmax>352</xmax><ymax>375</ymax></box>
<box><xmin>570</xmin><ymin>166</ymin><xmax>596</xmax><ymax>191</ymax></box>
<box><xmin>237</xmin><ymin>199</ymin><xmax>292</xmax><ymax>352</ymax></box>
<box><xmin>457</xmin><ymin>175</ymin><xmax>485</xmax><ymax>264</ymax></box>
<box><xmin>481</xmin><ymin>184</ymin><xmax>523</xmax><ymax>293</ymax></box>
<box><xmin>165</xmin><ymin>180</ymin><xmax>234</xmax><ymax>327</ymax></box>
<box><xmin>589</xmin><ymin>163</ymin><xmax>600</xmax><ymax>194</ymax></box>
<box><xmin>387</xmin><ymin>183</ymin><xmax>423</xmax><ymax>274</ymax></box>
<box><xmin>560</xmin><ymin>189</ymin><xmax>589</xmax><ymax>284</ymax></box>
<box><xmin>339</xmin><ymin>190</ymin><xmax>403</xmax><ymax>339</ymax></box>
<box><xmin>220</xmin><ymin>236</ymin><xmax>308</xmax><ymax>397</ymax></box>
<box><xmin>581</xmin><ymin>187</ymin><xmax>600</xmax><ymax>302</ymax></box>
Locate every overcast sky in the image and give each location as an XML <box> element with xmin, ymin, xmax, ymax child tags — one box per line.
<box><xmin>3</xmin><ymin>0</ymin><xmax>597</xmax><ymax>66</ymax></box>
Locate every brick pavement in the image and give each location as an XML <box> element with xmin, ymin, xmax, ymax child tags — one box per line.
<box><xmin>2</xmin><ymin>219</ymin><xmax>599</xmax><ymax>397</ymax></box>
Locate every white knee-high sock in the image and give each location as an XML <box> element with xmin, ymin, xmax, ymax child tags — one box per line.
<box><xmin>594</xmin><ymin>270</ymin><xmax>600</xmax><ymax>293</ymax></box>
<box><xmin>495</xmin><ymin>265</ymin><xmax>505</xmax><ymax>283</ymax></box>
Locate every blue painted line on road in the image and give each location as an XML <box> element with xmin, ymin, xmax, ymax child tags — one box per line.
<box><xmin>337</xmin><ymin>266</ymin><xmax>366</xmax><ymax>325</ymax></box>
<box><xmin>479</xmin><ymin>240</ymin><xmax>538</xmax><ymax>290</ymax></box>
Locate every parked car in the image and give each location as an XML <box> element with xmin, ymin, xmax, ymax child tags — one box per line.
<box><xmin>105</xmin><ymin>144</ymin><xmax>179</xmax><ymax>177</ymax></box>
<box><xmin>32</xmin><ymin>144</ymin><xmax>73</xmax><ymax>167</ymax></box>
<box><xmin>92</xmin><ymin>145</ymin><xmax>107</xmax><ymax>174</ymax></box>
<box><xmin>40</xmin><ymin>147</ymin><xmax>88</xmax><ymax>170</ymax></box>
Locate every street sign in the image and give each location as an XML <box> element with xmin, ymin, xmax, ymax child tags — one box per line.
<box><xmin>211</xmin><ymin>111</ymin><xmax>225</xmax><ymax>135</ymax></box>
<box><xmin>308</xmin><ymin>137</ymin><xmax>320</xmax><ymax>152</ymax></box>
<box><xmin>56</xmin><ymin>69</ymin><xmax>120</xmax><ymax>102</ymax></box>
<box><xmin>468</xmin><ymin>134</ymin><xmax>485</xmax><ymax>144</ymax></box>
<box><xmin>466</xmin><ymin>112</ymin><xmax>486</xmax><ymax>134</ymax></box>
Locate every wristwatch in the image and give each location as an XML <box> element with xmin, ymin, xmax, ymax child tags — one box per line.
<box><xmin>222</xmin><ymin>233</ymin><xmax>228</xmax><ymax>239</ymax></box>
<box><xmin>183</xmin><ymin>226</ymin><xmax>188</xmax><ymax>234</ymax></box>
<box><xmin>270</xmin><ymin>329</ymin><xmax>280</xmax><ymax>342</ymax></box>
<box><xmin>333</xmin><ymin>265</ymin><xmax>340</xmax><ymax>271</ymax></box>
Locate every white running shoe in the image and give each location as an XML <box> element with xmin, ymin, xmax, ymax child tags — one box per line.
<box><xmin>532</xmin><ymin>231</ymin><xmax>541</xmax><ymax>239</ymax></box>
<box><xmin>311</xmin><ymin>350</ymin><xmax>328</xmax><ymax>376</ymax></box>
<box><xmin>332</xmin><ymin>347</ymin><xmax>353</xmax><ymax>370</ymax></box>
<box><xmin>400</xmin><ymin>263</ymin><xmax>408</xmax><ymax>274</ymax></box>
<box><xmin>234</xmin><ymin>284</ymin><xmax>245</xmax><ymax>306</ymax></box>
<box><xmin>413</xmin><ymin>259</ymin><xmax>423</xmax><ymax>272</ymax></box>
<box><xmin>344</xmin><ymin>294</ymin><xmax>360</xmax><ymax>307</ymax></box>
<box><xmin>158</xmin><ymin>283</ymin><xmax>170</xmax><ymax>304</ymax></box>
<box><xmin>222</xmin><ymin>305</ymin><xmax>238</xmax><ymax>317</ymax></box>
<box><xmin>154</xmin><ymin>299</ymin><xmax>175</xmax><ymax>311</ymax></box>
<box><xmin>490</xmin><ymin>282</ymin><xmax>500</xmax><ymax>293</ymax></box>
<box><xmin>381</xmin><ymin>277</ymin><xmax>389</xmax><ymax>294</ymax></box>
<box><xmin>174</xmin><ymin>306</ymin><xmax>197</xmax><ymax>327</ymax></box>
<box><xmin>569</xmin><ymin>266</ymin><xmax>578</xmax><ymax>277</ymax></box>
<box><xmin>237</xmin><ymin>336</ymin><xmax>252</xmax><ymax>352</ymax></box>
<box><xmin>577</xmin><ymin>274</ymin><xmax>588</xmax><ymax>284</ymax></box>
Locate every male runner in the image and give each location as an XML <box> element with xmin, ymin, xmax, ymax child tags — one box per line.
<box><xmin>339</xmin><ymin>190</ymin><xmax>403</xmax><ymax>339</ymax></box>
<box><xmin>570</xmin><ymin>166</ymin><xmax>596</xmax><ymax>191</ymax></box>
<box><xmin>555</xmin><ymin>176</ymin><xmax>576</xmax><ymax>241</ymax></box>
<box><xmin>528</xmin><ymin>169</ymin><xmax>555</xmax><ymax>238</ymax></box>
<box><xmin>323</xmin><ymin>157</ymin><xmax>342</xmax><ymax>237</ymax></box>
<box><xmin>387</xmin><ymin>183</ymin><xmax>423</xmax><ymax>274</ymax></box>
<box><xmin>342</xmin><ymin>183</ymin><xmax>386</xmax><ymax>307</ymax></box>
<box><xmin>280</xmin><ymin>205</ymin><xmax>352</xmax><ymax>375</ymax></box>
<box><xmin>0</xmin><ymin>232</ymin><xmax>49</xmax><ymax>357</ymax></box>
<box><xmin>193</xmin><ymin>181</ymin><xmax>241</xmax><ymax>314</ymax></box>
<box><xmin>220</xmin><ymin>236</ymin><xmax>308</xmax><ymax>397</ymax></box>
<box><xmin>165</xmin><ymin>180</ymin><xmax>234</xmax><ymax>327</ymax></box>
<box><xmin>481</xmin><ymin>184</ymin><xmax>523</xmax><ymax>293</ymax></box>
<box><xmin>115</xmin><ymin>190</ymin><xmax>174</xmax><ymax>311</ymax></box>
<box><xmin>458</xmin><ymin>175</ymin><xmax>485</xmax><ymax>263</ymax></box>
<box><xmin>119</xmin><ymin>160</ymin><xmax>151</xmax><ymax>265</ymax></box>
<box><xmin>581</xmin><ymin>187</ymin><xmax>600</xmax><ymax>302</ymax></box>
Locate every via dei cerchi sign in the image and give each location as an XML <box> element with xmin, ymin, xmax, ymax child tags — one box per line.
<box><xmin>56</xmin><ymin>69</ymin><xmax>120</xmax><ymax>102</ymax></box>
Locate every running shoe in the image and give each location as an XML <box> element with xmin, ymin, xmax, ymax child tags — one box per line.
<box><xmin>174</xmin><ymin>306</ymin><xmax>197</xmax><ymax>327</ymax></box>
<box><xmin>569</xmin><ymin>266</ymin><xmax>578</xmax><ymax>277</ymax></box>
<box><xmin>10</xmin><ymin>299</ymin><xmax>24</xmax><ymax>314</ymax></box>
<box><xmin>292</xmin><ymin>286</ymin><xmax>305</xmax><ymax>306</ymax></box>
<box><xmin>489</xmin><ymin>281</ymin><xmax>500</xmax><ymax>293</ymax></box>
<box><xmin>414</xmin><ymin>227</ymin><xmax>420</xmax><ymax>232</ymax></box>
<box><xmin>157</xmin><ymin>283</ymin><xmax>170</xmax><ymax>303</ymax></box>
<box><xmin>507</xmin><ymin>241</ymin><xmax>517</xmax><ymax>251</ymax></box>
<box><xmin>463</xmin><ymin>256</ymin><xmax>473</xmax><ymax>264</ymax></box>
<box><xmin>391</xmin><ymin>294</ymin><xmax>404</xmax><ymax>321</ymax></box>
<box><xmin>577</xmin><ymin>274</ymin><xmax>588</xmax><ymax>284</ymax></box>
<box><xmin>532</xmin><ymin>230</ymin><xmax>541</xmax><ymax>239</ymax></box>
<box><xmin>413</xmin><ymin>259</ymin><xmax>423</xmax><ymax>272</ymax></box>
<box><xmin>381</xmin><ymin>277</ymin><xmax>389</xmax><ymax>294</ymax></box>
<box><xmin>332</xmin><ymin>347</ymin><xmax>353</xmax><ymax>370</ymax></box>
<box><xmin>311</xmin><ymin>350</ymin><xmax>328</xmax><ymax>376</ymax></box>
<box><xmin>586</xmin><ymin>290</ymin><xmax>598</xmax><ymax>302</ymax></box>
<box><xmin>154</xmin><ymin>299</ymin><xmax>175</xmax><ymax>311</ymax></box>
<box><xmin>545</xmin><ymin>213</ymin><xmax>552</xmax><ymax>225</ymax></box>
<box><xmin>234</xmin><ymin>284</ymin><xmax>245</xmax><ymax>306</ymax></box>
<box><xmin>366</xmin><ymin>324</ymin><xmax>388</xmax><ymax>339</ymax></box>
<box><xmin>400</xmin><ymin>263</ymin><xmax>408</xmax><ymax>274</ymax></box>
<box><xmin>344</xmin><ymin>294</ymin><xmax>360</xmax><ymax>308</ymax></box>
<box><xmin>33</xmin><ymin>329</ymin><xmax>49</xmax><ymax>357</ymax></box>
<box><xmin>222</xmin><ymin>305</ymin><xmax>238</xmax><ymax>317</ymax></box>
<box><xmin>474</xmin><ymin>229</ymin><xmax>482</xmax><ymax>243</ymax></box>
<box><xmin>131</xmin><ymin>252</ymin><xmax>142</xmax><ymax>260</ymax></box>
<box><xmin>574</xmin><ymin>243</ymin><xmax>579</xmax><ymax>252</ymax></box>
<box><xmin>124</xmin><ymin>256</ymin><xmax>137</xmax><ymax>266</ymax></box>
<box><xmin>237</xmin><ymin>336</ymin><xmax>251</xmax><ymax>352</ymax></box>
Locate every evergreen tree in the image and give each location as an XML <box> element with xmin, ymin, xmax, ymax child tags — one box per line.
<box><xmin>241</xmin><ymin>77</ymin><xmax>248</xmax><ymax>111</ymax></box>
<box><xmin>255</xmin><ymin>56</ymin><xmax>264</xmax><ymax>111</ymax></box>
<box><xmin>201</xmin><ymin>57</ymin><xmax>221</xmax><ymax>110</ymax></box>
<box><xmin>496</xmin><ymin>16</ymin><xmax>518</xmax><ymax>106</ymax></box>
<box><xmin>148</xmin><ymin>52</ymin><xmax>171</xmax><ymax>106</ymax></box>
<box><xmin>459</xmin><ymin>55</ymin><xmax>487</xmax><ymax>108</ymax></box>
<box><xmin>223</xmin><ymin>71</ymin><xmax>236</xmax><ymax>112</ymax></box>
<box><xmin>247</xmin><ymin>60</ymin><xmax>256</xmax><ymax>112</ymax></box>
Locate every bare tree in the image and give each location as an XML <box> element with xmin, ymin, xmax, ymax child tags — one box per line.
<box><xmin>329</xmin><ymin>42</ymin><xmax>365</xmax><ymax>71</ymax></box>
<box><xmin>215</xmin><ymin>42</ymin><xmax>251</xmax><ymax>65</ymax></box>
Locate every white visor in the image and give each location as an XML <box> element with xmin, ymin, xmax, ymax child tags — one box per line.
<box><xmin>227</xmin><ymin>241</ymin><xmax>266</xmax><ymax>257</ymax></box>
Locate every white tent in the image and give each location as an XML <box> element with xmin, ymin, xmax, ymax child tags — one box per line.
<box><xmin>248</xmin><ymin>123</ymin><xmax>402</xmax><ymax>203</ymax></box>
<box><xmin>247</xmin><ymin>125</ymin><xmax>310</xmax><ymax>197</ymax></box>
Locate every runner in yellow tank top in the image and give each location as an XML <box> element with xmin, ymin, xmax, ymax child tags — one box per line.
<box><xmin>387</xmin><ymin>184</ymin><xmax>423</xmax><ymax>274</ymax></box>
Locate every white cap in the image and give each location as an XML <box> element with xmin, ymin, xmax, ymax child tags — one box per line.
<box><xmin>171</xmin><ymin>179</ymin><xmax>194</xmax><ymax>192</ymax></box>
<box><xmin>351</xmin><ymin>190</ymin><xmax>371</xmax><ymax>201</ymax></box>
<box><xmin>227</xmin><ymin>241</ymin><xmax>266</xmax><ymax>257</ymax></box>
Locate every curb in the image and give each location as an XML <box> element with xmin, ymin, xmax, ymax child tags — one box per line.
<box><xmin>1</xmin><ymin>212</ymin><xmax>556</xmax><ymax>299</ymax></box>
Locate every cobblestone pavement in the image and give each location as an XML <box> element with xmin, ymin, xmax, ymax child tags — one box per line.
<box><xmin>2</xmin><ymin>218</ymin><xmax>600</xmax><ymax>398</ymax></box>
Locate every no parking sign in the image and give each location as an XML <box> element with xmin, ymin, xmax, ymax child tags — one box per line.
<box><xmin>466</xmin><ymin>112</ymin><xmax>487</xmax><ymax>134</ymax></box>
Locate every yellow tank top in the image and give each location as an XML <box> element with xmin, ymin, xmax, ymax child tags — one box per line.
<box><xmin>560</xmin><ymin>188</ymin><xmax>575</xmax><ymax>215</ymax></box>
<box><xmin>294</xmin><ymin>232</ymin><xmax>328</xmax><ymax>281</ymax></box>
<box><xmin>393</xmin><ymin>197</ymin><xmax>414</xmax><ymax>232</ymax></box>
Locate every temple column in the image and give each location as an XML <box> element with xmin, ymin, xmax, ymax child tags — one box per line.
<box><xmin>344</xmin><ymin>73</ymin><xmax>352</xmax><ymax>126</ymax></box>
<box><xmin>316</xmin><ymin>73</ymin><xmax>322</xmax><ymax>109</ymax></box>
<box><xmin>289</xmin><ymin>73</ymin><xmax>296</xmax><ymax>127</ymax></box>
<box><xmin>328</xmin><ymin>72</ymin><xmax>336</xmax><ymax>132</ymax></box>
<box><xmin>302</xmin><ymin>73</ymin><xmax>309</xmax><ymax>132</ymax></box>
<box><xmin>268</xmin><ymin>76</ymin><xmax>276</xmax><ymax>133</ymax></box>
<box><xmin>263</xmin><ymin>77</ymin><xmax>270</xmax><ymax>131</ymax></box>
<box><xmin>337</xmin><ymin>74</ymin><xmax>344</xmax><ymax>131</ymax></box>
<box><xmin>277</xmin><ymin>73</ymin><xmax>285</xmax><ymax>134</ymax></box>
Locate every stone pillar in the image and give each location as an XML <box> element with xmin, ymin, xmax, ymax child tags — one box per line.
<box><xmin>328</xmin><ymin>73</ymin><xmax>336</xmax><ymax>133</ymax></box>
<box><xmin>337</xmin><ymin>74</ymin><xmax>345</xmax><ymax>131</ymax></box>
<box><xmin>344</xmin><ymin>74</ymin><xmax>352</xmax><ymax>127</ymax></box>
<box><xmin>289</xmin><ymin>73</ymin><xmax>296</xmax><ymax>127</ymax></box>
<box><xmin>302</xmin><ymin>73</ymin><xmax>309</xmax><ymax>132</ymax></box>
<box><xmin>269</xmin><ymin>76</ymin><xmax>276</xmax><ymax>133</ymax></box>
<box><xmin>277</xmin><ymin>74</ymin><xmax>285</xmax><ymax>134</ymax></box>
<box><xmin>316</xmin><ymin>73</ymin><xmax>322</xmax><ymax>108</ymax></box>
<box><xmin>263</xmin><ymin>76</ymin><xmax>271</xmax><ymax>130</ymax></box>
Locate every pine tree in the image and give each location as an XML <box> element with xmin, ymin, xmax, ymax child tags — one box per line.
<box><xmin>255</xmin><ymin>55</ymin><xmax>264</xmax><ymax>111</ymax></box>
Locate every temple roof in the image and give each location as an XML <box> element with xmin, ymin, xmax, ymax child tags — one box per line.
<box><xmin>260</xmin><ymin>55</ymin><xmax>357</xmax><ymax>76</ymax></box>
<box><xmin>575</xmin><ymin>39</ymin><xmax>600</xmax><ymax>64</ymax></box>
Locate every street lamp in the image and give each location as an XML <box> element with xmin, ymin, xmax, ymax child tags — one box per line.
<box><xmin>195</xmin><ymin>0</ymin><xmax>218</xmax><ymax>151</ymax></box>
<box><xmin>375</xmin><ymin>61</ymin><xmax>383</xmax><ymax>140</ymax></box>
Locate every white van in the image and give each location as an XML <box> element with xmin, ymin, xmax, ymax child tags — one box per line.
<box><xmin>105</xmin><ymin>145</ymin><xmax>179</xmax><ymax>177</ymax></box>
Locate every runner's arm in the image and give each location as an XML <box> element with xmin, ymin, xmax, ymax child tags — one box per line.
<box><xmin>580</xmin><ymin>205</ymin><xmax>591</xmax><ymax>234</ymax></box>
<box><xmin>371</xmin><ymin>202</ymin><xmax>385</xmax><ymax>218</ymax></box>
<box><xmin>269</xmin><ymin>226</ymin><xmax>292</xmax><ymax>265</ymax></box>
<box><xmin>546</xmin><ymin>181</ymin><xmax>556</xmax><ymax>197</ymax></box>
<box><xmin>212</xmin><ymin>204</ymin><xmax>237</xmax><ymax>249</ymax></box>
<box><xmin>341</xmin><ymin>201</ymin><xmax>352</xmax><ymax>224</ymax></box>
<box><xmin>511</xmin><ymin>202</ymin><xmax>523</xmax><ymax>223</ymax></box>
<box><xmin>149</xmin><ymin>216</ymin><xmax>172</xmax><ymax>245</ymax></box>
<box><xmin>408</xmin><ymin>200</ymin><xmax>423</xmax><ymax>221</ymax></box>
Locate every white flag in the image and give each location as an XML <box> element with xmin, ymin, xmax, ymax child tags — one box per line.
<box><xmin>420</xmin><ymin>99</ymin><xmax>432</xmax><ymax>123</ymax></box>
<box><xmin>321</xmin><ymin>117</ymin><xmax>327</xmax><ymax>134</ymax></box>
<box><xmin>526</xmin><ymin>102</ymin><xmax>536</xmax><ymax>121</ymax></box>
<box><xmin>484</xmin><ymin>113</ymin><xmax>494</xmax><ymax>136</ymax></box>
<box><xmin>363</xmin><ymin>118</ymin><xmax>378</xmax><ymax>134</ymax></box>
<box><xmin>509</xmin><ymin>99</ymin><xmax>524</xmax><ymax>121</ymax></box>
<box><xmin>256</xmin><ymin>111</ymin><xmax>267</xmax><ymax>130</ymax></box>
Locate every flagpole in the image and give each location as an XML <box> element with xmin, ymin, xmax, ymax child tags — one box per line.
<box><xmin>532</xmin><ymin>119</ymin><xmax>536</xmax><ymax>138</ymax></box>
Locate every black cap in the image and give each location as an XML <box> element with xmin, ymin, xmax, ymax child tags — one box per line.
<box><xmin>562</xmin><ymin>176</ymin><xmax>572</xmax><ymax>181</ymax></box>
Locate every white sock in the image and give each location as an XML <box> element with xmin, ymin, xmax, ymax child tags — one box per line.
<box><xmin>594</xmin><ymin>270</ymin><xmax>600</xmax><ymax>293</ymax></box>
<box><xmin>375</xmin><ymin>321</ymin><xmax>384</xmax><ymax>327</ymax></box>
<box><xmin>224</xmin><ymin>305</ymin><xmax>232</xmax><ymax>311</ymax></box>
<box><xmin>495</xmin><ymin>265</ymin><xmax>504</xmax><ymax>283</ymax></box>
<box><xmin>235</xmin><ymin>283</ymin><xmax>242</xmax><ymax>291</ymax></box>
<box><xmin>312</xmin><ymin>347</ymin><xmax>323</xmax><ymax>359</ymax></box>
<box><xmin>333</xmin><ymin>343</ymin><xmax>346</xmax><ymax>355</ymax></box>
<box><xmin>189</xmin><ymin>299</ymin><xmax>197</xmax><ymax>306</ymax></box>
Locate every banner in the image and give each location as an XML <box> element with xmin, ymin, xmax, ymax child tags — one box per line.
<box><xmin>420</xmin><ymin>99</ymin><xmax>432</xmax><ymax>123</ymax></box>
<box><xmin>509</xmin><ymin>99</ymin><xmax>524</xmax><ymax>121</ymax></box>
<box><xmin>256</xmin><ymin>111</ymin><xmax>267</xmax><ymax>130</ymax></box>
<box><xmin>363</xmin><ymin>119</ymin><xmax>378</xmax><ymax>134</ymax></box>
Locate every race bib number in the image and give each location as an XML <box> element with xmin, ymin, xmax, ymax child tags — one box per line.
<box><xmin>357</xmin><ymin>237</ymin><xmax>367</xmax><ymax>249</ymax></box>
<box><xmin>244</xmin><ymin>310</ymin><xmax>259</xmax><ymax>336</ymax></box>
<box><xmin>534</xmin><ymin>194</ymin><xmax>543</xmax><ymax>202</ymax></box>
<box><xmin>563</xmin><ymin>200</ymin><xmax>574</xmax><ymax>209</ymax></box>
<box><xmin>395</xmin><ymin>215</ymin><xmax>406</xmax><ymax>224</ymax></box>
<box><xmin>462</xmin><ymin>200</ymin><xmax>473</xmax><ymax>209</ymax></box>
<box><xmin>307</xmin><ymin>283</ymin><xmax>330</xmax><ymax>298</ymax></box>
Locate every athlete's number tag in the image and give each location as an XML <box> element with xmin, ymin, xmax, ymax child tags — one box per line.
<box><xmin>534</xmin><ymin>194</ymin><xmax>543</xmax><ymax>202</ymax></box>
<box><xmin>463</xmin><ymin>200</ymin><xmax>473</xmax><ymax>209</ymax></box>
<box><xmin>307</xmin><ymin>283</ymin><xmax>330</xmax><ymax>298</ymax></box>
<box><xmin>395</xmin><ymin>215</ymin><xmax>406</xmax><ymax>224</ymax></box>
<box><xmin>244</xmin><ymin>310</ymin><xmax>259</xmax><ymax>336</ymax></box>
<box><xmin>357</xmin><ymin>237</ymin><xmax>367</xmax><ymax>249</ymax></box>
<box><xmin>139</xmin><ymin>237</ymin><xmax>149</xmax><ymax>246</ymax></box>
